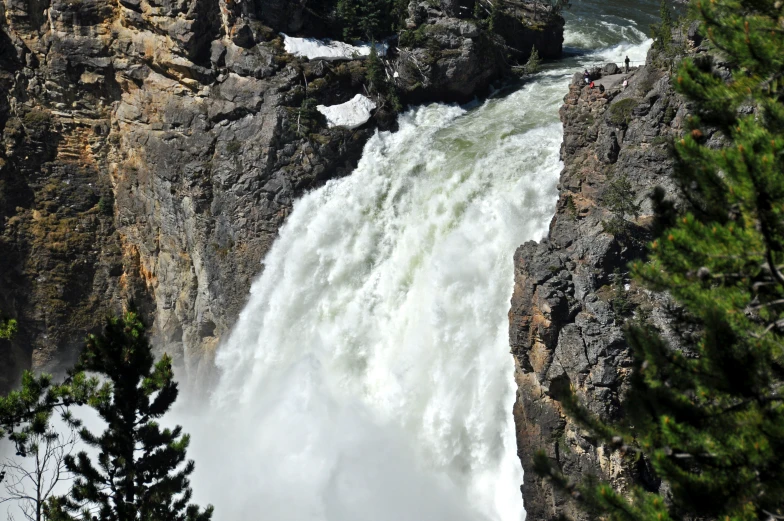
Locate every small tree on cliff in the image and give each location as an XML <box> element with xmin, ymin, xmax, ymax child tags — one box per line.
<box><xmin>47</xmin><ymin>312</ymin><xmax>213</xmax><ymax>521</ymax></box>
<box><xmin>535</xmin><ymin>0</ymin><xmax>784</xmax><ymax>520</ymax></box>
<box><xmin>0</xmin><ymin>314</ymin><xmax>18</xmax><ymax>340</ymax></box>
<box><xmin>336</xmin><ymin>0</ymin><xmax>403</xmax><ymax>41</ymax></box>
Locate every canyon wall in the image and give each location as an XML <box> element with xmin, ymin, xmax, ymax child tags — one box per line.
<box><xmin>509</xmin><ymin>29</ymin><xmax>709</xmax><ymax>519</ymax></box>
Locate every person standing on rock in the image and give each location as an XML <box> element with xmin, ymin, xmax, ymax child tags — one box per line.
<box><xmin>584</xmin><ymin>69</ymin><xmax>590</xmax><ymax>84</ymax></box>
<box><xmin>625</xmin><ymin>55</ymin><xmax>630</xmax><ymax>73</ymax></box>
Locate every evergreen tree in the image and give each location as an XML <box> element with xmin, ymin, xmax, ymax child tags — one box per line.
<box><xmin>0</xmin><ymin>371</ymin><xmax>97</xmax><ymax>459</ymax></box>
<box><xmin>336</xmin><ymin>0</ymin><xmax>402</xmax><ymax>41</ymax></box>
<box><xmin>365</xmin><ymin>43</ymin><xmax>385</xmax><ymax>93</ymax></box>
<box><xmin>651</xmin><ymin>0</ymin><xmax>673</xmax><ymax>52</ymax></box>
<box><xmin>523</xmin><ymin>47</ymin><xmax>542</xmax><ymax>75</ymax></box>
<box><xmin>535</xmin><ymin>0</ymin><xmax>784</xmax><ymax>520</ymax></box>
<box><xmin>48</xmin><ymin>312</ymin><xmax>213</xmax><ymax>521</ymax></box>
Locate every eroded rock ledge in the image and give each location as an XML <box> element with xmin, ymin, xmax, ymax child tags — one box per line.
<box><xmin>509</xmin><ymin>44</ymin><xmax>699</xmax><ymax>519</ymax></box>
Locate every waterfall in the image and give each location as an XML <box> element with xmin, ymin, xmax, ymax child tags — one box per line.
<box><xmin>183</xmin><ymin>14</ymin><xmax>656</xmax><ymax>521</ymax></box>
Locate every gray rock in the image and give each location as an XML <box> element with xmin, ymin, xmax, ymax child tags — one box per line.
<box><xmin>510</xmin><ymin>39</ymin><xmax>693</xmax><ymax>520</ymax></box>
<box><xmin>396</xmin><ymin>0</ymin><xmax>564</xmax><ymax>103</ymax></box>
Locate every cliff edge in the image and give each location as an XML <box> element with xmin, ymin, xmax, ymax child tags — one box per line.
<box><xmin>508</xmin><ymin>32</ymin><xmax>706</xmax><ymax>518</ymax></box>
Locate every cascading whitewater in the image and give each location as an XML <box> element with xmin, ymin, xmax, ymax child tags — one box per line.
<box><xmin>187</xmin><ymin>95</ymin><xmax>563</xmax><ymax>521</ymax></box>
<box><xmin>183</xmin><ymin>23</ymin><xmax>655</xmax><ymax>521</ymax></box>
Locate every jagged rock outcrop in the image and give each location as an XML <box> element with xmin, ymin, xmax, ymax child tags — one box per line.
<box><xmin>395</xmin><ymin>0</ymin><xmax>563</xmax><ymax>103</ymax></box>
<box><xmin>509</xmin><ymin>42</ymin><xmax>703</xmax><ymax>519</ymax></box>
<box><xmin>0</xmin><ymin>0</ymin><xmax>564</xmax><ymax>392</ymax></box>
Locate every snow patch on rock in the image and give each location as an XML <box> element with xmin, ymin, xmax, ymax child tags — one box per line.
<box><xmin>317</xmin><ymin>94</ymin><xmax>377</xmax><ymax>129</ymax></box>
<box><xmin>281</xmin><ymin>34</ymin><xmax>388</xmax><ymax>60</ymax></box>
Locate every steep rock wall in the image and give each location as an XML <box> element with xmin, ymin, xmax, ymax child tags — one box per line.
<box><xmin>509</xmin><ymin>45</ymin><xmax>698</xmax><ymax>519</ymax></box>
<box><xmin>397</xmin><ymin>0</ymin><xmax>564</xmax><ymax>103</ymax></box>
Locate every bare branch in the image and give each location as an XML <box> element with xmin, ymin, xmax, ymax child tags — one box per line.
<box><xmin>1</xmin><ymin>426</ymin><xmax>78</xmax><ymax>521</ymax></box>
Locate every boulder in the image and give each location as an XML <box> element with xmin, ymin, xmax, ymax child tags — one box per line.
<box><xmin>603</xmin><ymin>62</ymin><xmax>620</xmax><ymax>75</ymax></box>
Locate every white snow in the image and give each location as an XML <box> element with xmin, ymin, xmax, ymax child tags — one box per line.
<box><xmin>281</xmin><ymin>33</ymin><xmax>388</xmax><ymax>60</ymax></box>
<box><xmin>317</xmin><ymin>94</ymin><xmax>377</xmax><ymax>129</ymax></box>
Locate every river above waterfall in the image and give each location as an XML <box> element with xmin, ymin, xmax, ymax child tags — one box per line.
<box><xmin>184</xmin><ymin>3</ymin><xmax>661</xmax><ymax>520</ymax></box>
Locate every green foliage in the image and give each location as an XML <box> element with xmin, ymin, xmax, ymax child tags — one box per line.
<box><xmin>97</xmin><ymin>195</ymin><xmax>113</xmax><ymax>216</ymax></box>
<box><xmin>607</xmin><ymin>98</ymin><xmax>638</xmax><ymax>127</ymax></box>
<box><xmin>294</xmin><ymin>97</ymin><xmax>324</xmax><ymax>138</ymax></box>
<box><xmin>537</xmin><ymin>0</ymin><xmax>784</xmax><ymax>520</ymax></box>
<box><xmin>650</xmin><ymin>0</ymin><xmax>686</xmax><ymax>68</ymax></box>
<box><xmin>49</xmin><ymin>312</ymin><xmax>213</xmax><ymax>521</ymax></box>
<box><xmin>364</xmin><ymin>44</ymin><xmax>403</xmax><ymax>113</ymax></box>
<box><xmin>365</xmin><ymin>44</ymin><xmax>385</xmax><ymax>91</ymax></box>
<box><xmin>651</xmin><ymin>0</ymin><xmax>673</xmax><ymax>52</ymax></box>
<box><xmin>399</xmin><ymin>24</ymin><xmax>429</xmax><ymax>48</ymax></box>
<box><xmin>609</xmin><ymin>269</ymin><xmax>634</xmax><ymax>319</ymax></box>
<box><xmin>565</xmin><ymin>194</ymin><xmax>577</xmax><ymax>218</ymax></box>
<box><xmin>522</xmin><ymin>47</ymin><xmax>542</xmax><ymax>75</ymax></box>
<box><xmin>488</xmin><ymin>0</ymin><xmax>501</xmax><ymax>33</ymax></box>
<box><xmin>0</xmin><ymin>371</ymin><xmax>98</xmax><ymax>458</ymax></box>
<box><xmin>604</xmin><ymin>172</ymin><xmax>641</xmax><ymax>222</ymax></box>
<box><xmin>335</xmin><ymin>0</ymin><xmax>406</xmax><ymax>41</ymax></box>
<box><xmin>0</xmin><ymin>317</ymin><xmax>18</xmax><ymax>339</ymax></box>
<box><xmin>602</xmin><ymin>172</ymin><xmax>642</xmax><ymax>240</ymax></box>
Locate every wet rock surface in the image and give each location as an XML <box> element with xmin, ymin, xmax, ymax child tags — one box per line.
<box><xmin>509</xmin><ymin>43</ymin><xmax>700</xmax><ymax>519</ymax></box>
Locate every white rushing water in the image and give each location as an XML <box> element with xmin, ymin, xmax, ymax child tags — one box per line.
<box><xmin>183</xmin><ymin>21</ymin><xmax>655</xmax><ymax>521</ymax></box>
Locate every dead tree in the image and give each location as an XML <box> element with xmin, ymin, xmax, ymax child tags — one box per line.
<box><xmin>0</xmin><ymin>428</ymin><xmax>77</xmax><ymax>521</ymax></box>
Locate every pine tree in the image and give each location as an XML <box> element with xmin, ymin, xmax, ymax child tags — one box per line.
<box><xmin>0</xmin><ymin>371</ymin><xmax>97</xmax><ymax>459</ymax></box>
<box><xmin>336</xmin><ymin>0</ymin><xmax>398</xmax><ymax>41</ymax></box>
<box><xmin>48</xmin><ymin>312</ymin><xmax>213</xmax><ymax>521</ymax></box>
<box><xmin>535</xmin><ymin>0</ymin><xmax>784</xmax><ymax>520</ymax></box>
<box><xmin>365</xmin><ymin>43</ymin><xmax>385</xmax><ymax>93</ymax></box>
<box><xmin>524</xmin><ymin>46</ymin><xmax>542</xmax><ymax>75</ymax></box>
<box><xmin>651</xmin><ymin>0</ymin><xmax>673</xmax><ymax>52</ymax></box>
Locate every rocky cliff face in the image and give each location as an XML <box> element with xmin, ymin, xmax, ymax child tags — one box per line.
<box><xmin>0</xmin><ymin>0</ymin><xmax>563</xmax><ymax>391</ymax></box>
<box><xmin>397</xmin><ymin>0</ymin><xmax>563</xmax><ymax>103</ymax></box>
<box><xmin>509</xmin><ymin>38</ymin><xmax>704</xmax><ymax>519</ymax></box>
